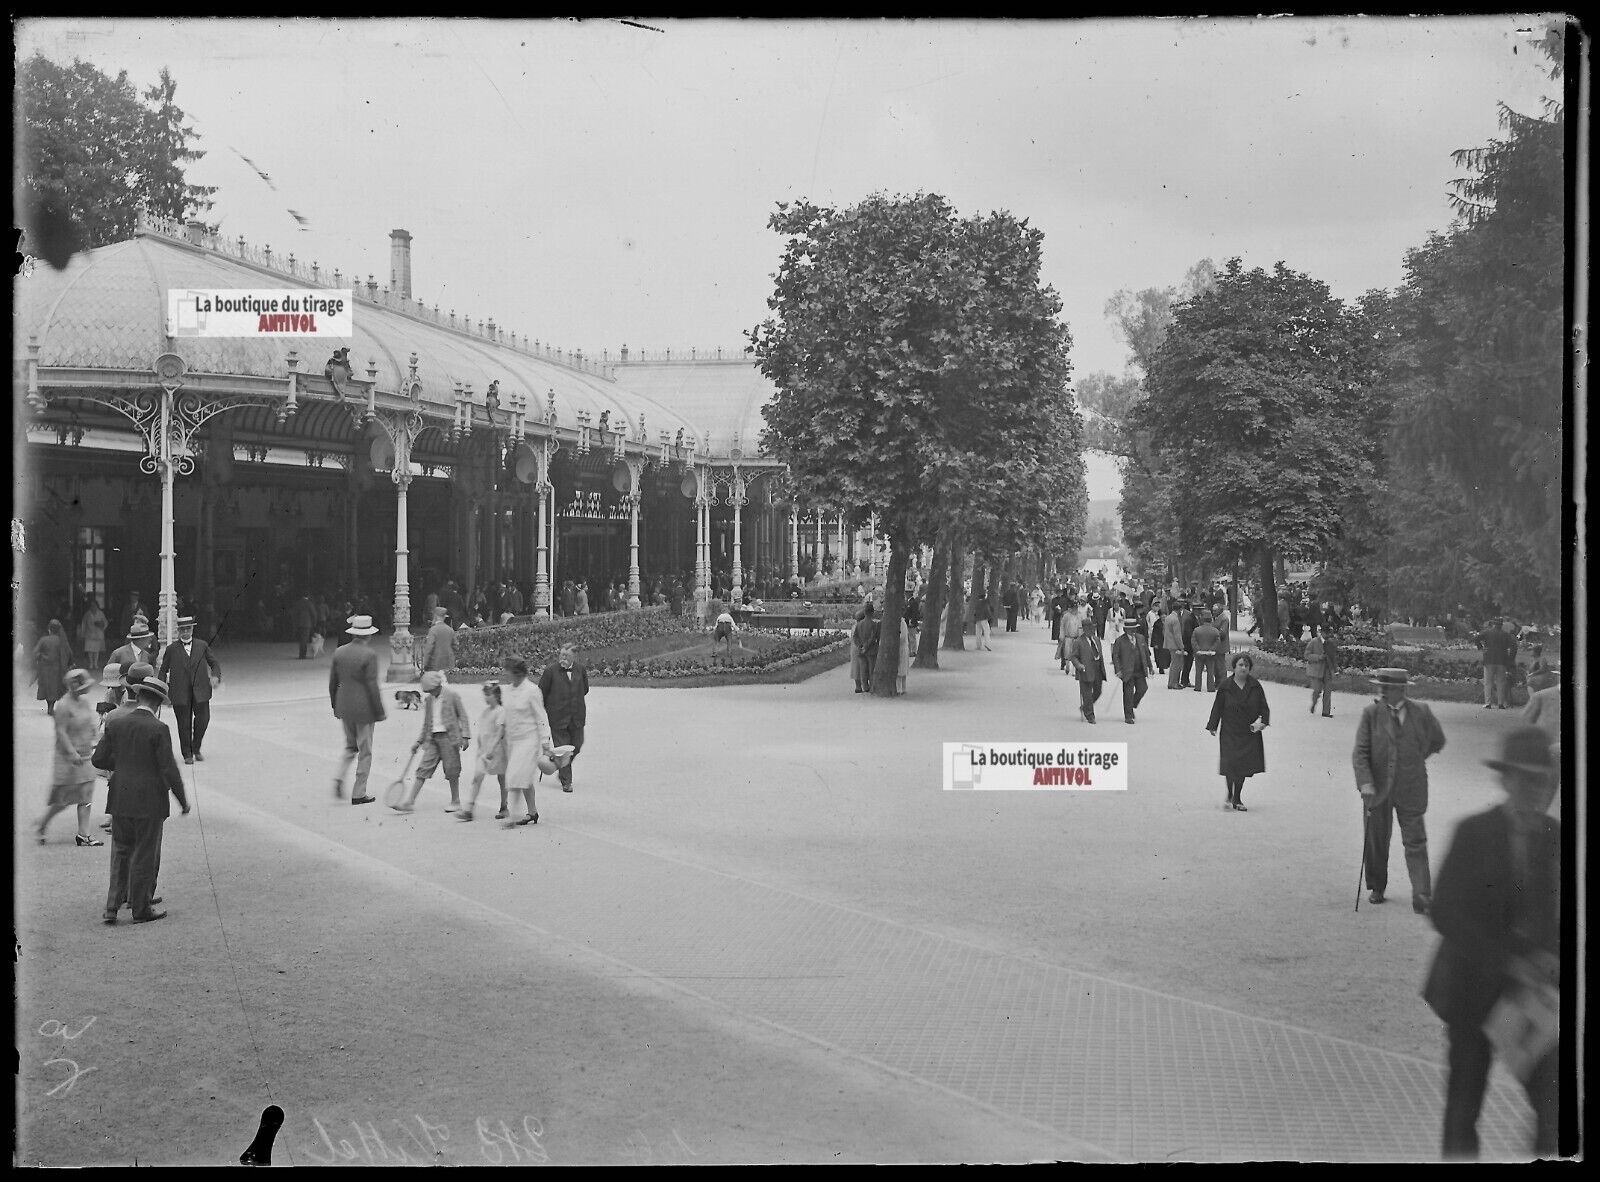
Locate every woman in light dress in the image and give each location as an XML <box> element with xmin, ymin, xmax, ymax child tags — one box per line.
<box><xmin>457</xmin><ymin>682</ymin><xmax>508</xmax><ymax>823</ymax></box>
<box><xmin>37</xmin><ymin>668</ymin><xmax>104</xmax><ymax>845</ymax></box>
<box><xmin>498</xmin><ymin>656</ymin><xmax>555</xmax><ymax>827</ymax></box>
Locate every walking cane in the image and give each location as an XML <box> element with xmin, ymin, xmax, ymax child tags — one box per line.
<box><xmin>1355</xmin><ymin>806</ymin><xmax>1370</xmax><ymax>912</ymax></box>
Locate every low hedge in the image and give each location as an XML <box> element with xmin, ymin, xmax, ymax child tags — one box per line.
<box><xmin>1255</xmin><ymin>636</ymin><xmax>1487</xmax><ymax>680</ymax></box>
<box><xmin>452</xmin><ymin>607</ymin><xmax>692</xmax><ymax>675</ymax></box>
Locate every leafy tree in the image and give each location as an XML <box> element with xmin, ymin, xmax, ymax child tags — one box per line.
<box><xmin>1376</xmin><ymin>35</ymin><xmax>1565</xmax><ymax>620</ymax></box>
<box><xmin>1133</xmin><ymin>258</ymin><xmax>1383</xmax><ymax>639</ymax></box>
<box><xmin>18</xmin><ymin>53</ymin><xmax>216</xmax><ymax>259</ymax></box>
<box><xmin>750</xmin><ymin>192</ymin><xmax>1080</xmax><ymax>691</ymax></box>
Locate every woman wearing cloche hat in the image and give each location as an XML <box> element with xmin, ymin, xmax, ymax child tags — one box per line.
<box><xmin>36</xmin><ymin>668</ymin><xmax>103</xmax><ymax>845</ymax></box>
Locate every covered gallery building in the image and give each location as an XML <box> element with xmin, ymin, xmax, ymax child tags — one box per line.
<box><xmin>13</xmin><ymin>215</ymin><xmax>882</xmax><ymax>673</ymax></box>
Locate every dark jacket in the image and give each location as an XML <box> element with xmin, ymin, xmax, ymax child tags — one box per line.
<box><xmin>92</xmin><ymin>706</ymin><xmax>187</xmax><ymax>818</ymax></box>
<box><xmin>538</xmin><ymin>661</ymin><xmax>590</xmax><ymax>730</ymax></box>
<box><xmin>1481</xmin><ymin>628</ymin><xmax>1518</xmax><ymax>665</ymax></box>
<box><xmin>158</xmin><ymin>638</ymin><xmax>222</xmax><ymax>706</ymax></box>
<box><xmin>1352</xmin><ymin>697</ymin><xmax>1446</xmax><ymax>810</ymax></box>
<box><xmin>1423</xmin><ymin>805</ymin><xmax>1560</xmax><ymax>1029</ymax></box>
<box><xmin>1110</xmin><ymin>633</ymin><xmax>1145</xmax><ymax>681</ymax></box>
<box><xmin>1069</xmin><ymin>633</ymin><xmax>1107</xmax><ymax>683</ymax></box>
<box><xmin>1206</xmin><ymin>674</ymin><xmax>1270</xmax><ymax>778</ymax></box>
<box><xmin>330</xmin><ymin>641</ymin><xmax>386</xmax><ymax>725</ymax></box>
<box><xmin>851</xmin><ymin>616</ymin><xmax>881</xmax><ymax>658</ymax></box>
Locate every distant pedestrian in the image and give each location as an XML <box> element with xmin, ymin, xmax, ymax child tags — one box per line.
<box><xmin>896</xmin><ymin>614</ymin><xmax>911</xmax><ymax>695</ymax></box>
<box><xmin>713</xmin><ymin>606</ymin><xmax>737</xmax><ymax>654</ymax></box>
<box><xmin>1206</xmin><ymin>653</ymin><xmax>1270</xmax><ymax>811</ymax></box>
<box><xmin>575</xmin><ymin>583</ymin><xmax>590</xmax><ymax>615</ymax></box>
<box><xmin>36</xmin><ymin>668</ymin><xmax>103</xmax><ymax>846</ymax></box>
<box><xmin>458</xmin><ymin>682</ymin><xmax>508</xmax><ymax>823</ymax></box>
<box><xmin>538</xmin><ymin>643</ymin><xmax>589</xmax><ymax>794</ymax></box>
<box><xmin>1067</xmin><ymin>624</ymin><xmax>1107</xmax><ymax>724</ymax></box>
<box><xmin>1056</xmin><ymin>598</ymin><xmax>1083</xmax><ymax>671</ymax></box>
<box><xmin>157</xmin><ymin>615</ymin><xmax>222</xmax><ymax>764</ymax></box>
<box><xmin>1305</xmin><ymin>629</ymin><xmax>1338</xmax><ymax>717</ymax></box>
<box><xmin>291</xmin><ymin>594</ymin><xmax>317</xmax><ymax>659</ymax></box>
<box><xmin>501</xmin><ymin>656</ymin><xmax>555</xmax><ymax>826</ymax></box>
<box><xmin>33</xmin><ymin>619</ymin><xmax>74</xmax><ymax>715</ymax></box>
<box><xmin>1163</xmin><ymin>602</ymin><xmax>1184</xmax><ymax>689</ymax></box>
<box><xmin>93</xmin><ymin>673</ymin><xmax>188</xmax><ymax>924</ymax></box>
<box><xmin>1190</xmin><ymin>613</ymin><xmax>1221</xmax><ymax>694</ymax></box>
<box><xmin>76</xmin><ymin>597</ymin><xmax>108</xmax><ymax>673</ymax></box>
<box><xmin>851</xmin><ymin>604</ymin><xmax>880</xmax><ymax>692</ymax></box>
<box><xmin>329</xmin><ymin>615</ymin><xmax>386</xmax><ymax>805</ymax></box>
<box><xmin>420</xmin><ymin>606</ymin><xmax>456</xmax><ymax>674</ymax></box>
<box><xmin>975</xmin><ymin>594</ymin><xmax>993</xmax><ymax>650</ymax></box>
<box><xmin>1178</xmin><ymin>600</ymin><xmax>1198</xmax><ymax>688</ymax></box>
<box><xmin>393</xmin><ymin>671</ymin><xmax>471</xmax><ymax>813</ymax></box>
<box><xmin>1111</xmin><ymin>618</ymin><xmax>1148</xmax><ymax>725</ymax></box>
<box><xmin>1003</xmin><ymin>583</ymin><xmax>1020</xmax><ymax>632</ymax></box>
<box><xmin>1423</xmin><ymin>726</ymin><xmax>1559</xmax><ymax>1159</ymax></box>
<box><xmin>1354</xmin><ymin>667</ymin><xmax>1446</xmax><ymax>913</ymax></box>
<box><xmin>1478</xmin><ymin>617</ymin><xmax>1518</xmax><ymax>710</ymax></box>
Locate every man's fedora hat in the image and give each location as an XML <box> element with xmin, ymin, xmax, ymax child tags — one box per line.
<box><xmin>1485</xmin><ymin>726</ymin><xmax>1555</xmax><ymax>776</ymax></box>
<box><xmin>1371</xmin><ymin>667</ymin><xmax>1411</xmax><ymax>686</ymax></box>
<box><xmin>126</xmin><ymin>621</ymin><xmax>154</xmax><ymax>640</ymax></box>
<box><xmin>346</xmin><ymin>615</ymin><xmax>379</xmax><ymax>636</ymax></box>
<box><xmin>1122</xmin><ymin>616</ymin><xmax>1140</xmax><ymax>629</ymax></box>
<box><xmin>134</xmin><ymin>675</ymin><xmax>171</xmax><ymax>703</ymax></box>
<box><xmin>176</xmin><ymin>615</ymin><xmax>196</xmax><ymax>628</ymax></box>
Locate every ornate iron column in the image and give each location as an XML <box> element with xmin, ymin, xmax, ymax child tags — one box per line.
<box><xmin>372</xmin><ymin>409</ymin><xmax>423</xmax><ymax>680</ymax></box>
<box><xmin>693</xmin><ymin>466</ymin><xmax>711</xmax><ymax>616</ymax></box>
<box><xmin>533</xmin><ymin>438</ymin><xmax>555</xmax><ymax>618</ymax></box>
<box><xmin>25</xmin><ymin>347</ymin><xmax>289</xmax><ymax>646</ymax></box>
<box><xmin>789</xmin><ymin>506</ymin><xmax>799</xmax><ymax>580</ymax></box>
<box><xmin>625</xmin><ymin>456</ymin><xmax>645</xmax><ymax>609</ymax></box>
<box><xmin>729</xmin><ymin>466</ymin><xmax>747</xmax><ymax>604</ymax></box>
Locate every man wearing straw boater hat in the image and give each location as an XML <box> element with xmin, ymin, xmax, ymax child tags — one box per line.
<box><xmin>158</xmin><ymin>615</ymin><xmax>222</xmax><ymax>765</ymax></box>
<box><xmin>329</xmin><ymin>615</ymin><xmax>386</xmax><ymax>805</ymax></box>
<box><xmin>1423</xmin><ymin>726</ymin><xmax>1560</xmax><ymax>1159</ymax></box>
<box><xmin>1352</xmin><ymin>667</ymin><xmax>1446</xmax><ymax>914</ymax></box>
<box><xmin>92</xmin><ymin>671</ymin><xmax>188</xmax><ymax>925</ymax></box>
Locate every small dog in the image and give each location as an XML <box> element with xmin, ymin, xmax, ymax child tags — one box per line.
<box><xmin>394</xmin><ymin>688</ymin><xmax>423</xmax><ymax>710</ymax></box>
<box><xmin>309</xmin><ymin>632</ymin><xmax>325</xmax><ymax>658</ymax></box>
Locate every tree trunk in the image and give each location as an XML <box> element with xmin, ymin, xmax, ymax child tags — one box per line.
<box><xmin>871</xmin><ymin>533</ymin><xmax>909</xmax><ymax>696</ymax></box>
<box><xmin>970</xmin><ymin>558</ymin><xmax>987</xmax><ymax>630</ymax></box>
<box><xmin>915</xmin><ymin>530</ymin><xmax>950</xmax><ymax>669</ymax></box>
<box><xmin>1229</xmin><ymin>557</ymin><xmax>1240</xmax><ymax>631</ymax></box>
<box><xmin>942</xmin><ymin>531</ymin><xmax>967</xmax><ymax>651</ymax></box>
<box><xmin>1257</xmin><ymin>546</ymin><xmax>1279</xmax><ymax>642</ymax></box>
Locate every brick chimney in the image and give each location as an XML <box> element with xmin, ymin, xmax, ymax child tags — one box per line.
<box><xmin>389</xmin><ymin>229</ymin><xmax>413</xmax><ymax>301</ymax></box>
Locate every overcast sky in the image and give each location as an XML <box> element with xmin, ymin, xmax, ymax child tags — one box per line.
<box><xmin>15</xmin><ymin>16</ymin><xmax>1560</xmax><ymax>502</ymax></box>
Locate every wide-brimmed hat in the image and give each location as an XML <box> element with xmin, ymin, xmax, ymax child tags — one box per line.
<box><xmin>346</xmin><ymin>615</ymin><xmax>379</xmax><ymax>636</ymax></box>
<box><xmin>1371</xmin><ymin>667</ymin><xmax>1411</xmax><ymax>686</ymax></box>
<box><xmin>175</xmin><ymin>615</ymin><xmax>196</xmax><ymax>628</ymax></box>
<box><xmin>126</xmin><ymin>621</ymin><xmax>153</xmax><ymax>640</ymax></box>
<box><xmin>64</xmin><ymin>667</ymin><xmax>97</xmax><ymax>693</ymax></box>
<box><xmin>133</xmin><ymin>675</ymin><xmax>171</xmax><ymax>703</ymax></box>
<box><xmin>1485</xmin><ymin>726</ymin><xmax>1555</xmax><ymax>776</ymax></box>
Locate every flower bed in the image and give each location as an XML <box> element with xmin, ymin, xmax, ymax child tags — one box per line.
<box><xmin>452</xmin><ymin>607</ymin><xmax>692</xmax><ymax>675</ymax></box>
<box><xmin>1255</xmin><ymin>636</ymin><xmax>1485</xmax><ymax>680</ymax></box>
<box><xmin>593</xmin><ymin>630</ymin><xmax>847</xmax><ymax>680</ymax></box>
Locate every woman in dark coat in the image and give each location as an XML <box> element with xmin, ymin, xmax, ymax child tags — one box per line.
<box><xmin>33</xmin><ymin>619</ymin><xmax>75</xmax><ymax>715</ymax></box>
<box><xmin>1206</xmin><ymin>652</ymin><xmax>1271</xmax><ymax>811</ymax></box>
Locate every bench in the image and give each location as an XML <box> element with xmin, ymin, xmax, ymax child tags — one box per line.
<box><xmin>732</xmin><ymin>609</ymin><xmax>825</xmax><ymax>634</ymax></box>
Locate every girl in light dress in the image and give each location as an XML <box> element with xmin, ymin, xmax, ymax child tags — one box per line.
<box><xmin>457</xmin><ymin>682</ymin><xmax>507</xmax><ymax>823</ymax></box>
<box><xmin>37</xmin><ymin>669</ymin><xmax>103</xmax><ymax>845</ymax></box>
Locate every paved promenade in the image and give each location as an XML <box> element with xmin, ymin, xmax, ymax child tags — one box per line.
<box><xmin>13</xmin><ymin>624</ymin><xmax>1545</xmax><ymax>1163</ymax></box>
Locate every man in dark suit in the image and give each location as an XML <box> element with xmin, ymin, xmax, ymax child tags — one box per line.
<box><xmin>1110</xmin><ymin>617</ymin><xmax>1147</xmax><ymax>725</ymax></box>
<box><xmin>92</xmin><ymin>675</ymin><xmax>188</xmax><ymax>924</ymax></box>
<box><xmin>158</xmin><ymin>615</ymin><xmax>222</xmax><ymax>764</ymax></box>
<box><xmin>538</xmin><ymin>642</ymin><xmax>590</xmax><ymax>792</ymax></box>
<box><xmin>330</xmin><ymin>615</ymin><xmax>386</xmax><ymax>804</ymax></box>
<box><xmin>1178</xmin><ymin>599</ymin><xmax>1199</xmax><ymax>688</ymax></box>
<box><xmin>1354</xmin><ymin>667</ymin><xmax>1447</xmax><ymax>913</ymax></box>
<box><xmin>1002</xmin><ymin>583</ymin><xmax>1019</xmax><ymax>633</ymax></box>
<box><xmin>1423</xmin><ymin>727</ymin><xmax>1559</xmax><ymax>1159</ymax></box>
<box><xmin>1068</xmin><ymin>626</ymin><xmax>1107</xmax><ymax>724</ymax></box>
<box><xmin>290</xmin><ymin>594</ymin><xmax>317</xmax><ymax>659</ymax></box>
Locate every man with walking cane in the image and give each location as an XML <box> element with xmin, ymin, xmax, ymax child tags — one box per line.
<box><xmin>1353</xmin><ymin>668</ymin><xmax>1446</xmax><ymax>914</ymax></box>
